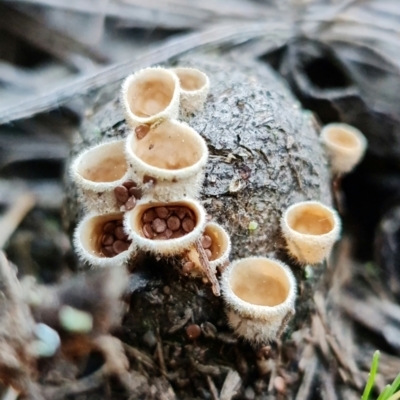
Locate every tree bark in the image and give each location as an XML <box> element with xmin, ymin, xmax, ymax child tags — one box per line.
<box><xmin>64</xmin><ymin>52</ymin><xmax>332</xmax><ymax>399</ymax></box>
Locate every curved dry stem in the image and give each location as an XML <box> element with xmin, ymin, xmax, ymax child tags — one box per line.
<box><xmin>186</xmin><ymin>222</ymin><xmax>231</xmax><ymax>274</ymax></box>
<box><xmin>195</xmin><ymin>238</ymin><xmax>220</xmax><ymax>296</ymax></box>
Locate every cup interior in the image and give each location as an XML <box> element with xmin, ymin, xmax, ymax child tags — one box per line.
<box><xmin>129</xmin><ymin>201</ymin><xmax>201</xmax><ymax>241</ymax></box>
<box><xmin>127</xmin><ymin>69</ymin><xmax>176</xmax><ymax>117</ymax></box>
<box><xmin>204</xmin><ymin>224</ymin><xmax>229</xmax><ymax>261</ymax></box>
<box><xmin>77</xmin><ymin>141</ymin><xmax>127</xmax><ymax>183</ymax></box>
<box><xmin>80</xmin><ymin>213</ymin><xmax>124</xmax><ymax>257</ymax></box>
<box><xmin>230</xmin><ymin>259</ymin><xmax>290</xmax><ymax>307</ymax></box>
<box><xmin>174</xmin><ymin>68</ymin><xmax>207</xmax><ymax>92</ymax></box>
<box><xmin>131</xmin><ymin>121</ymin><xmax>204</xmax><ymax>170</ymax></box>
<box><xmin>286</xmin><ymin>203</ymin><xmax>335</xmax><ymax>235</ymax></box>
<box><xmin>326</xmin><ymin>126</ymin><xmax>360</xmax><ymax>150</ymax></box>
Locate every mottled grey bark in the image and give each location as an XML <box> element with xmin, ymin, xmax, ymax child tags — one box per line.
<box><xmin>64</xmin><ymin>52</ymin><xmax>332</xmax><ymax>399</ymax></box>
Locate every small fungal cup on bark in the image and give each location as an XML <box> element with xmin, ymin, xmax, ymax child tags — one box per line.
<box><xmin>124</xmin><ymin>199</ymin><xmax>206</xmax><ymax>256</ymax></box>
<box><xmin>281</xmin><ymin>201</ymin><xmax>341</xmax><ymax>265</ymax></box>
<box><xmin>185</xmin><ymin>222</ymin><xmax>231</xmax><ymax>275</ymax></box>
<box><xmin>320</xmin><ymin>123</ymin><xmax>367</xmax><ymax>174</ymax></box>
<box><xmin>74</xmin><ymin>212</ymin><xmax>135</xmax><ymax>268</ymax></box>
<box><xmin>221</xmin><ymin>257</ymin><xmax>296</xmax><ymax>343</ymax></box>
<box><xmin>70</xmin><ymin>139</ymin><xmax>134</xmax><ymax>213</ymax></box>
<box><xmin>121</xmin><ymin>67</ymin><xmax>180</xmax><ymax>129</ymax></box>
<box><xmin>172</xmin><ymin>67</ymin><xmax>210</xmax><ymax>115</ymax></box>
<box><xmin>125</xmin><ymin>119</ymin><xmax>208</xmax><ymax>201</ymax></box>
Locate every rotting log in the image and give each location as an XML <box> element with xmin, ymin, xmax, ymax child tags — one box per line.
<box><xmin>63</xmin><ymin>52</ymin><xmax>332</xmax><ymax>399</ymax></box>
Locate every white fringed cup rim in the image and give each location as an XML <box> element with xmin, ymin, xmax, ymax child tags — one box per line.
<box><xmin>321</xmin><ymin>123</ymin><xmax>367</xmax><ymax>173</ymax></box>
<box><xmin>172</xmin><ymin>67</ymin><xmax>210</xmax><ymax>94</ymax></box>
<box><xmin>121</xmin><ymin>67</ymin><xmax>180</xmax><ymax>127</ymax></box>
<box><xmin>125</xmin><ymin>119</ymin><xmax>208</xmax><ymax>181</ymax></box>
<box><xmin>206</xmin><ymin>222</ymin><xmax>231</xmax><ymax>270</ymax></box>
<box><xmin>74</xmin><ymin>212</ymin><xmax>135</xmax><ymax>268</ymax></box>
<box><xmin>221</xmin><ymin>257</ymin><xmax>297</xmax><ymax>321</ymax></box>
<box><xmin>187</xmin><ymin>222</ymin><xmax>231</xmax><ymax>271</ymax></box>
<box><xmin>281</xmin><ymin>201</ymin><xmax>341</xmax><ymax>264</ymax></box>
<box><xmin>71</xmin><ymin>139</ymin><xmax>131</xmax><ymax>192</ymax></box>
<box><xmin>172</xmin><ymin>67</ymin><xmax>210</xmax><ymax>115</ymax></box>
<box><xmin>124</xmin><ymin>198</ymin><xmax>206</xmax><ymax>256</ymax></box>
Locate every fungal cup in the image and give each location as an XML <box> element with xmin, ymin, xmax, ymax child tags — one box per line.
<box><xmin>281</xmin><ymin>201</ymin><xmax>341</xmax><ymax>264</ymax></box>
<box><xmin>71</xmin><ymin>140</ymin><xmax>133</xmax><ymax>213</ymax></box>
<box><xmin>74</xmin><ymin>212</ymin><xmax>135</xmax><ymax>268</ymax></box>
<box><xmin>321</xmin><ymin>123</ymin><xmax>367</xmax><ymax>174</ymax></box>
<box><xmin>125</xmin><ymin>119</ymin><xmax>208</xmax><ymax>201</ymax></box>
<box><xmin>186</xmin><ymin>222</ymin><xmax>231</xmax><ymax>274</ymax></box>
<box><xmin>124</xmin><ymin>199</ymin><xmax>206</xmax><ymax>256</ymax></box>
<box><xmin>121</xmin><ymin>67</ymin><xmax>180</xmax><ymax>128</ymax></box>
<box><xmin>221</xmin><ymin>257</ymin><xmax>296</xmax><ymax>343</ymax></box>
<box><xmin>172</xmin><ymin>67</ymin><xmax>210</xmax><ymax>115</ymax></box>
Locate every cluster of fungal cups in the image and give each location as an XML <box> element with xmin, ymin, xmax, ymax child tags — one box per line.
<box><xmin>71</xmin><ymin>65</ymin><xmax>367</xmax><ymax>344</ymax></box>
<box><xmin>71</xmin><ymin>66</ymin><xmax>230</xmax><ymax>284</ymax></box>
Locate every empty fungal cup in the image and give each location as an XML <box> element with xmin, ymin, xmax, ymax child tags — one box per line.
<box><xmin>121</xmin><ymin>67</ymin><xmax>180</xmax><ymax>128</ymax></box>
<box><xmin>221</xmin><ymin>257</ymin><xmax>296</xmax><ymax>343</ymax></box>
<box><xmin>70</xmin><ymin>140</ymin><xmax>135</xmax><ymax>213</ymax></box>
<box><xmin>172</xmin><ymin>67</ymin><xmax>210</xmax><ymax>115</ymax></box>
<box><xmin>74</xmin><ymin>212</ymin><xmax>135</xmax><ymax>268</ymax></box>
<box><xmin>186</xmin><ymin>222</ymin><xmax>231</xmax><ymax>275</ymax></box>
<box><xmin>125</xmin><ymin>119</ymin><xmax>208</xmax><ymax>201</ymax></box>
<box><xmin>321</xmin><ymin>123</ymin><xmax>367</xmax><ymax>174</ymax></box>
<box><xmin>124</xmin><ymin>199</ymin><xmax>206</xmax><ymax>256</ymax></box>
<box><xmin>281</xmin><ymin>201</ymin><xmax>341</xmax><ymax>265</ymax></box>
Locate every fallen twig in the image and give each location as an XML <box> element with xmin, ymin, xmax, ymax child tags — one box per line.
<box><xmin>0</xmin><ymin>22</ymin><xmax>289</xmax><ymax>124</ymax></box>
<box><xmin>195</xmin><ymin>239</ymin><xmax>220</xmax><ymax>296</ymax></box>
<box><xmin>220</xmin><ymin>370</ymin><xmax>241</xmax><ymax>400</ymax></box>
<box><xmin>41</xmin><ymin>368</ymin><xmax>105</xmax><ymax>400</ymax></box>
<box><xmin>123</xmin><ymin>343</ymin><xmax>158</xmax><ymax>372</ymax></box>
<box><xmin>206</xmin><ymin>375</ymin><xmax>220</xmax><ymax>400</ymax></box>
<box><xmin>2</xmin><ymin>386</ymin><xmax>20</xmax><ymax>400</ymax></box>
<box><xmin>296</xmin><ymin>345</ymin><xmax>318</xmax><ymax>400</ymax></box>
<box><xmin>0</xmin><ymin>193</ymin><xmax>36</xmax><ymax>249</ymax></box>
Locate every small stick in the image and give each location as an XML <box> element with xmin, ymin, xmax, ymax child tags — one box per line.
<box><xmin>326</xmin><ymin>334</ymin><xmax>360</xmax><ymax>388</ymax></box>
<box><xmin>295</xmin><ymin>351</ymin><xmax>318</xmax><ymax>400</ymax></box>
<box><xmin>331</xmin><ymin>174</ymin><xmax>344</xmax><ymax>214</ymax></box>
<box><xmin>206</xmin><ymin>375</ymin><xmax>220</xmax><ymax>400</ymax></box>
<box><xmin>276</xmin><ymin>310</ymin><xmax>294</xmax><ymax>339</ymax></box>
<box><xmin>155</xmin><ymin>329</ymin><xmax>167</xmax><ymax>377</ymax></box>
<box><xmin>0</xmin><ymin>193</ymin><xmax>36</xmax><ymax>249</ymax></box>
<box><xmin>40</xmin><ymin>368</ymin><xmax>105</xmax><ymax>400</ymax></box>
<box><xmin>311</xmin><ymin>314</ymin><xmax>330</xmax><ymax>361</ymax></box>
<box><xmin>195</xmin><ymin>239</ymin><xmax>220</xmax><ymax>296</ymax></box>
<box><xmin>267</xmin><ymin>363</ymin><xmax>277</xmax><ymax>393</ymax></box>
<box><xmin>123</xmin><ymin>343</ymin><xmax>157</xmax><ymax>371</ymax></box>
<box><xmin>2</xmin><ymin>386</ymin><xmax>20</xmax><ymax>400</ymax></box>
<box><xmin>92</xmin><ymin>335</ymin><xmax>129</xmax><ymax>376</ymax></box>
<box><xmin>220</xmin><ymin>370</ymin><xmax>241</xmax><ymax>400</ymax></box>
<box><xmin>321</xmin><ymin>368</ymin><xmax>339</xmax><ymax>400</ymax></box>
